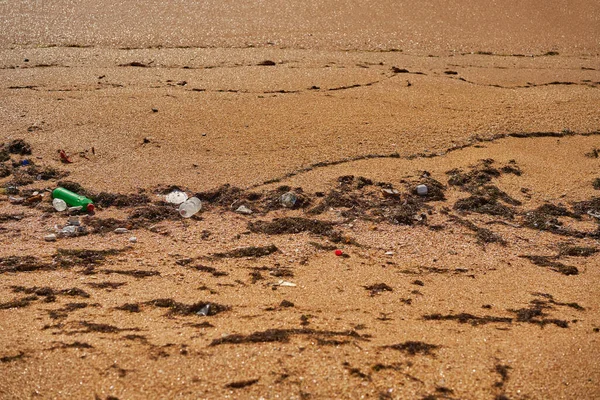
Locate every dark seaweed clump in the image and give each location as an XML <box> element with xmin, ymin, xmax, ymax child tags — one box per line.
<box><xmin>145</xmin><ymin>298</ymin><xmax>230</xmax><ymax>316</ymax></box>
<box><xmin>210</xmin><ymin>328</ymin><xmax>365</xmax><ymax>346</ymax></box>
<box><xmin>364</xmin><ymin>283</ymin><xmax>393</xmax><ymax>296</ymax></box>
<box><xmin>383</xmin><ymin>341</ymin><xmax>440</xmax><ymax>356</ymax></box>
<box><xmin>248</xmin><ymin>217</ymin><xmax>335</xmax><ymax>236</ymax></box>
<box><xmin>0</xmin><ymin>255</ymin><xmax>53</xmax><ymax>274</ymax></box>
<box><xmin>212</xmin><ymin>245</ymin><xmax>278</xmax><ymax>258</ymax></box>
<box><xmin>519</xmin><ymin>255</ymin><xmax>578</xmax><ymax>275</ymax></box>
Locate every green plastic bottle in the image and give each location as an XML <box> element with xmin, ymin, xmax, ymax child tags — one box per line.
<box><xmin>52</xmin><ymin>187</ymin><xmax>95</xmax><ymax>212</ymax></box>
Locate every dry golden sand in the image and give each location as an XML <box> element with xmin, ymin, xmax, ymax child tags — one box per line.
<box><xmin>1</xmin><ymin>1</ymin><xmax>600</xmax><ymax>399</ymax></box>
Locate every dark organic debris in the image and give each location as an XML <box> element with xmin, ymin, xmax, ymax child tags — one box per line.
<box><xmin>7</xmin><ymin>139</ymin><xmax>32</xmax><ymax>155</ymax></box>
<box><xmin>12</xmin><ymin>285</ymin><xmax>90</xmax><ymax>299</ymax></box>
<box><xmin>92</xmin><ymin>192</ymin><xmax>150</xmax><ymax>208</ymax></box>
<box><xmin>522</xmin><ymin>203</ymin><xmax>588</xmax><ymax>237</ymax></box>
<box><xmin>116</xmin><ymin>303</ymin><xmax>141</xmax><ymax>313</ymax></box>
<box><xmin>119</xmin><ymin>61</ymin><xmax>150</xmax><ymax>67</ymax></box>
<box><xmin>0</xmin><ymin>297</ymin><xmax>36</xmax><ymax>309</ymax></box>
<box><xmin>423</xmin><ymin>313</ymin><xmax>512</xmax><ymax>326</ymax></box>
<box><xmin>383</xmin><ymin>341</ymin><xmax>440</xmax><ymax>356</ymax></box>
<box><xmin>572</xmin><ymin>197</ymin><xmax>600</xmax><ymax>217</ymax></box>
<box><xmin>0</xmin><ymin>255</ymin><xmax>53</xmax><ymax>274</ymax></box>
<box><xmin>450</xmin><ymin>216</ymin><xmax>506</xmax><ymax>245</ymax></box>
<box><xmin>87</xmin><ymin>282</ymin><xmax>127</xmax><ymax>289</ymax></box>
<box><xmin>189</xmin><ymin>265</ymin><xmax>228</xmax><ymax>277</ymax></box>
<box><xmin>364</xmin><ymin>283</ymin><xmax>393</xmax><ymax>296</ymax></box>
<box><xmin>454</xmin><ymin>195</ymin><xmax>515</xmax><ymax>218</ymax></box>
<box><xmin>53</xmin><ymin>341</ymin><xmax>93</xmax><ymax>349</ymax></box>
<box><xmin>585</xmin><ymin>148</ymin><xmax>600</xmax><ymax>158</ymax></box>
<box><xmin>0</xmin><ymin>162</ymin><xmax>11</xmax><ymax>177</ymax></box>
<box><xmin>0</xmin><ymin>213</ymin><xmax>24</xmax><ymax>223</ymax></box>
<box><xmin>210</xmin><ymin>328</ymin><xmax>366</xmax><ymax>346</ymax></box>
<box><xmin>83</xmin><ymin>217</ymin><xmax>131</xmax><ymax>234</ymax></box>
<box><xmin>509</xmin><ymin>304</ymin><xmax>569</xmax><ymax>328</ymax></box>
<box><xmin>212</xmin><ymin>244</ymin><xmax>278</xmax><ymax>258</ymax></box>
<box><xmin>225</xmin><ymin>378</ymin><xmax>259</xmax><ymax>389</ymax></box>
<box><xmin>146</xmin><ymin>298</ymin><xmax>230</xmax><ymax>316</ymax></box>
<box><xmin>279</xmin><ymin>300</ymin><xmax>295</xmax><ymax>308</ymax></box>
<box><xmin>100</xmin><ymin>269</ymin><xmax>160</xmax><ymax>278</ymax></box>
<box><xmin>593</xmin><ymin>178</ymin><xmax>600</xmax><ymax>190</ymax></box>
<box><xmin>249</xmin><ymin>217</ymin><xmax>335</xmax><ymax>236</ymax></box>
<box><xmin>128</xmin><ymin>205</ymin><xmax>179</xmax><ymax>223</ymax></box>
<box><xmin>558</xmin><ymin>245</ymin><xmax>598</xmax><ymax>257</ymax></box>
<box><xmin>73</xmin><ymin>321</ymin><xmax>141</xmax><ymax>334</ymax></box>
<box><xmin>55</xmin><ymin>248</ymin><xmax>124</xmax><ymax>269</ymax></box>
<box><xmin>0</xmin><ymin>352</ymin><xmax>25</xmax><ymax>363</ymax></box>
<box><xmin>519</xmin><ymin>255</ymin><xmax>579</xmax><ymax>275</ymax></box>
<box><xmin>195</xmin><ymin>184</ymin><xmax>244</xmax><ymax>206</ymax></box>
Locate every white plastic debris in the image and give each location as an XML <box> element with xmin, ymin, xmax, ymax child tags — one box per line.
<box><xmin>68</xmin><ymin>216</ymin><xmax>80</xmax><ymax>226</ymax></box>
<box><xmin>52</xmin><ymin>198</ymin><xmax>67</xmax><ymax>211</ymax></box>
<box><xmin>382</xmin><ymin>188</ymin><xmax>400</xmax><ymax>197</ymax></box>
<box><xmin>588</xmin><ymin>211</ymin><xmax>600</xmax><ymax>219</ymax></box>
<box><xmin>235</xmin><ymin>205</ymin><xmax>253</xmax><ymax>215</ymax></box>
<box><xmin>384</xmin><ymin>251</ymin><xmax>394</xmax><ymax>256</ymax></box>
<box><xmin>277</xmin><ymin>280</ymin><xmax>296</xmax><ymax>287</ymax></box>
<box><xmin>44</xmin><ymin>234</ymin><xmax>57</xmax><ymax>242</ymax></box>
<box><xmin>179</xmin><ymin>197</ymin><xmax>202</xmax><ymax>218</ymax></box>
<box><xmin>114</xmin><ymin>228</ymin><xmax>129</xmax><ymax>234</ymax></box>
<box><xmin>166</xmin><ymin>190</ymin><xmax>188</xmax><ymax>205</ymax></box>
<box><xmin>416</xmin><ymin>184</ymin><xmax>428</xmax><ymax>196</ymax></box>
<box><xmin>196</xmin><ymin>304</ymin><xmax>210</xmax><ymax>316</ymax></box>
<box><xmin>280</xmin><ymin>192</ymin><xmax>297</xmax><ymax>208</ymax></box>
<box><xmin>129</xmin><ymin>236</ymin><xmax>137</xmax><ymax>243</ymax></box>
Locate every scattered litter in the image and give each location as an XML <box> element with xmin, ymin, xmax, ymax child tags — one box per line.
<box><xmin>114</xmin><ymin>228</ymin><xmax>129</xmax><ymax>234</ymax></box>
<box><xmin>68</xmin><ymin>206</ymin><xmax>83</xmax><ymax>213</ymax></box>
<box><xmin>52</xmin><ymin>198</ymin><xmax>67</xmax><ymax>212</ymax></box>
<box><xmin>52</xmin><ymin>187</ymin><xmax>94</xmax><ymax>213</ymax></box>
<box><xmin>382</xmin><ymin>188</ymin><xmax>400</xmax><ymax>198</ymax></box>
<box><xmin>196</xmin><ymin>304</ymin><xmax>211</xmax><ymax>316</ymax></box>
<box><xmin>165</xmin><ymin>190</ymin><xmax>188</xmax><ymax>205</ymax></box>
<box><xmin>8</xmin><ymin>196</ymin><xmax>24</xmax><ymax>204</ymax></box>
<box><xmin>57</xmin><ymin>225</ymin><xmax>86</xmax><ymax>237</ymax></box>
<box><xmin>44</xmin><ymin>234</ymin><xmax>57</xmax><ymax>242</ymax></box>
<box><xmin>68</xmin><ymin>216</ymin><xmax>80</xmax><ymax>226</ymax></box>
<box><xmin>335</xmin><ymin>249</ymin><xmax>343</xmax><ymax>256</ymax></box>
<box><xmin>24</xmin><ymin>194</ymin><xmax>43</xmax><ymax>204</ymax></box>
<box><xmin>280</xmin><ymin>192</ymin><xmax>297</xmax><ymax>208</ymax></box>
<box><xmin>276</xmin><ymin>280</ymin><xmax>297</xmax><ymax>287</ymax></box>
<box><xmin>588</xmin><ymin>211</ymin><xmax>600</xmax><ymax>219</ymax></box>
<box><xmin>235</xmin><ymin>205</ymin><xmax>253</xmax><ymax>215</ymax></box>
<box><xmin>178</xmin><ymin>197</ymin><xmax>202</xmax><ymax>218</ymax></box>
<box><xmin>129</xmin><ymin>236</ymin><xmax>137</xmax><ymax>243</ymax></box>
<box><xmin>385</xmin><ymin>251</ymin><xmax>394</xmax><ymax>256</ymax></box>
<box><xmin>58</xmin><ymin>149</ymin><xmax>73</xmax><ymax>164</ymax></box>
<box><xmin>416</xmin><ymin>184</ymin><xmax>428</xmax><ymax>196</ymax></box>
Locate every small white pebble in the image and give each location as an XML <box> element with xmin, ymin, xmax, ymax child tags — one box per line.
<box><xmin>129</xmin><ymin>236</ymin><xmax>137</xmax><ymax>243</ymax></box>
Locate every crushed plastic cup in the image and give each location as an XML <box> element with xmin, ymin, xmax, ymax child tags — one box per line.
<box><xmin>196</xmin><ymin>304</ymin><xmax>210</xmax><ymax>316</ymax></box>
<box><xmin>280</xmin><ymin>192</ymin><xmax>297</xmax><ymax>208</ymax></box>
<box><xmin>166</xmin><ymin>190</ymin><xmax>188</xmax><ymax>205</ymax></box>
<box><xmin>416</xmin><ymin>184</ymin><xmax>428</xmax><ymax>196</ymax></box>
<box><xmin>178</xmin><ymin>197</ymin><xmax>202</xmax><ymax>218</ymax></box>
<box><xmin>52</xmin><ymin>198</ymin><xmax>67</xmax><ymax>212</ymax></box>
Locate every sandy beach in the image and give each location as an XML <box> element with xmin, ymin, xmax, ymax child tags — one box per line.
<box><xmin>1</xmin><ymin>1</ymin><xmax>600</xmax><ymax>399</ymax></box>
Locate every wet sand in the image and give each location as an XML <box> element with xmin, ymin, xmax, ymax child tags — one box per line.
<box><xmin>1</xmin><ymin>2</ymin><xmax>600</xmax><ymax>399</ymax></box>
